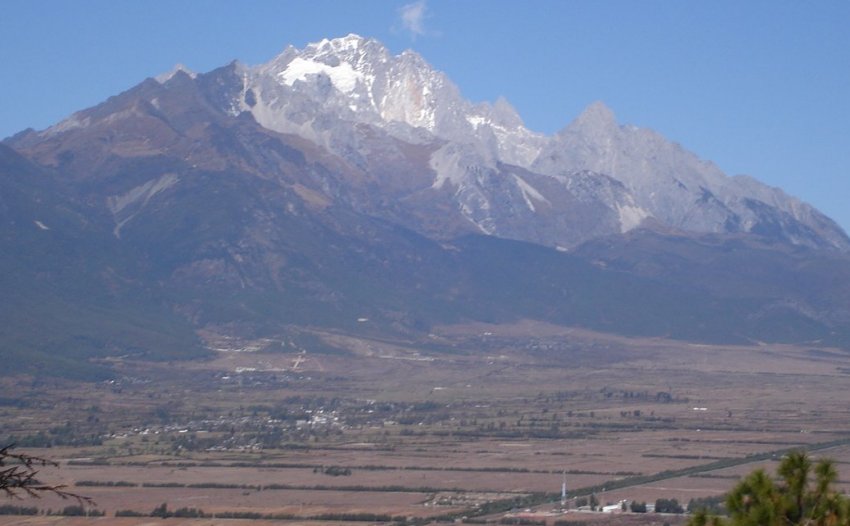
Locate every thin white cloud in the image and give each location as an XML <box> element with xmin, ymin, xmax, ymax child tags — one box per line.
<box><xmin>399</xmin><ymin>0</ymin><xmax>429</xmax><ymax>39</ymax></box>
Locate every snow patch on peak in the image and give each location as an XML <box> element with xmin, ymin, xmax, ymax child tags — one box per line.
<box><xmin>278</xmin><ymin>57</ymin><xmax>364</xmax><ymax>93</ymax></box>
<box><xmin>335</xmin><ymin>33</ymin><xmax>367</xmax><ymax>50</ymax></box>
<box><xmin>310</xmin><ymin>33</ymin><xmax>366</xmax><ymax>53</ymax></box>
<box><xmin>466</xmin><ymin>115</ymin><xmax>490</xmax><ymax>130</ymax></box>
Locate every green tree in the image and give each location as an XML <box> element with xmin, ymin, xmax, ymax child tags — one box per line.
<box><xmin>689</xmin><ymin>451</ymin><xmax>848</xmax><ymax>526</ymax></box>
<box><xmin>150</xmin><ymin>502</ymin><xmax>169</xmax><ymax>518</ymax></box>
<box><xmin>656</xmin><ymin>498</ymin><xmax>684</xmax><ymax>514</ymax></box>
<box><xmin>689</xmin><ymin>510</ymin><xmax>728</xmax><ymax>526</ymax></box>
<box><xmin>779</xmin><ymin>449</ymin><xmax>812</xmax><ymax>523</ymax></box>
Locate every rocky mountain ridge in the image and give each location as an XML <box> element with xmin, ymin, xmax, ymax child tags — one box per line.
<box><xmin>3</xmin><ymin>35</ymin><xmax>850</xmax><ymax>377</ymax></box>
<box><xmin>17</xmin><ymin>34</ymin><xmax>847</xmax><ymax>251</ymax></box>
<box><xmin>232</xmin><ymin>34</ymin><xmax>847</xmax><ymax>250</ymax></box>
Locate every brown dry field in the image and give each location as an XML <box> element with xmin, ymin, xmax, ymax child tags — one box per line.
<box><xmin>0</xmin><ymin>519</ymin><xmax>374</xmax><ymax>526</ymax></box>
<box><xmin>23</xmin><ymin>485</ymin><xmax>443</xmax><ymax>517</ymax></box>
<box><xmin>4</xmin><ymin>321</ymin><xmax>850</xmax><ymax>524</ymax></box>
<box><xmin>0</xmin><ymin>517</ymin><xmax>688</xmax><ymax>526</ymax></box>
<box><xmin>39</xmin><ymin>462</ymin><xmax>610</xmax><ymax>493</ymax></box>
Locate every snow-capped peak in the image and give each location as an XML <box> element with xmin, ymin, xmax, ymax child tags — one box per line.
<box><xmin>308</xmin><ymin>33</ymin><xmax>369</xmax><ymax>53</ymax></box>
<box><xmin>277</xmin><ymin>56</ymin><xmax>365</xmax><ymax>93</ymax></box>
<box><xmin>248</xmin><ymin>35</ymin><xmax>465</xmax><ymax>134</ymax></box>
<box><xmin>270</xmin><ymin>35</ymin><xmax>384</xmax><ymax>94</ymax></box>
<box><xmin>250</xmin><ymin>36</ymin><xmax>545</xmax><ymax>152</ymax></box>
<box><xmin>238</xmin><ymin>35</ymin><xmax>548</xmax><ymax>194</ymax></box>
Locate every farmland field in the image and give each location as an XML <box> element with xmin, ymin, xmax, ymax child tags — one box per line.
<box><xmin>3</xmin><ymin>322</ymin><xmax>850</xmax><ymax>525</ymax></box>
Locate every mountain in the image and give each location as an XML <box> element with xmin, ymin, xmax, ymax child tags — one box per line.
<box><xmin>0</xmin><ymin>144</ymin><xmax>205</xmax><ymax>378</ymax></box>
<box><xmin>16</xmin><ymin>34</ymin><xmax>845</xmax><ymax>251</ymax></box>
<box><xmin>3</xmin><ymin>35</ymin><xmax>850</xmax><ymax>376</ymax></box>
<box><xmin>533</xmin><ymin>102</ymin><xmax>848</xmax><ymax>250</ymax></box>
<box><xmin>232</xmin><ymin>34</ymin><xmax>848</xmax><ymax>250</ymax></box>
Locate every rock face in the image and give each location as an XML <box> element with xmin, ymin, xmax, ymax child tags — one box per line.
<box><xmin>533</xmin><ymin>102</ymin><xmax>848</xmax><ymax>249</ymax></box>
<box><xmin>12</xmin><ymin>34</ymin><xmax>848</xmax><ymax>251</ymax></box>
<box><xmin>225</xmin><ymin>34</ymin><xmax>847</xmax><ymax>251</ymax></box>
<box><xmin>3</xmin><ymin>34</ymin><xmax>850</xmax><ymax>373</ymax></box>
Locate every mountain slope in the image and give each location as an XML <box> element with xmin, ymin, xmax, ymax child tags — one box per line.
<box><xmin>2</xmin><ymin>35</ymin><xmax>850</xmax><ymax>377</ymax></box>
<box><xmin>0</xmin><ymin>144</ymin><xmax>205</xmax><ymax>378</ymax></box>
<box><xmin>220</xmin><ymin>35</ymin><xmax>848</xmax><ymax>251</ymax></box>
<box><xmin>533</xmin><ymin>102</ymin><xmax>849</xmax><ymax>249</ymax></box>
<box><xmin>11</xmin><ymin>35</ymin><xmax>847</xmax><ymax>252</ymax></box>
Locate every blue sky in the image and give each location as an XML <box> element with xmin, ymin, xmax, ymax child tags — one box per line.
<box><xmin>2</xmin><ymin>0</ymin><xmax>849</xmax><ymax>233</ymax></box>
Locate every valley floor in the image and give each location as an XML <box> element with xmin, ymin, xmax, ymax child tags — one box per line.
<box><xmin>3</xmin><ymin>321</ymin><xmax>850</xmax><ymax>525</ymax></box>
